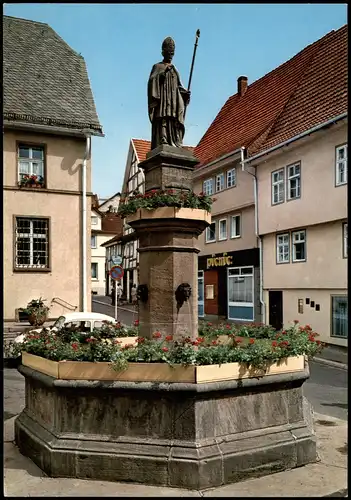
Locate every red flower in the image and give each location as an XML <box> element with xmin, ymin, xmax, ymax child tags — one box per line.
<box><xmin>152</xmin><ymin>331</ymin><xmax>162</xmax><ymax>339</ymax></box>
<box><xmin>165</xmin><ymin>335</ymin><xmax>173</xmax><ymax>342</ymax></box>
<box><xmin>249</xmin><ymin>339</ymin><xmax>255</xmax><ymax>344</ymax></box>
<box><xmin>136</xmin><ymin>337</ymin><xmax>145</xmax><ymax>344</ymax></box>
<box><xmin>305</xmin><ymin>324</ymin><xmax>312</xmax><ymax>331</ymax></box>
<box><xmin>162</xmin><ymin>347</ymin><xmax>169</xmax><ymax>352</ymax></box>
<box><xmin>308</xmin><ymin>335</ymin><xmax>315</xmax><ymax>342</ymax></box>
<box><xmin>235</xmin><ymin>337</ymin><xmax>242</xmax><ymax>343</ymax></box>
<box><xmin>167</xmin><ymin>189</ymin><xmax>174</xmax><ymax>194</ymax></box>
<box><xmin>199</xmin><ymin>191</ymin><xmax>204</xmax><ymax>196</ymax></box>
<box><xmin>207</xmin><ymin>322</ymin><xmax>213</xmax><ymax>327</ymax></box>
<box><xmin>184</xmin><ymin>336</ymin><xmax>192</xmax><ymax>344</ymax></box>
<box><xmin>196</xmin><ymin>337</ymin><xmax>204</xmax><ymax>343</ymax></box>
<box><xmin>279</xmin><ymin>340</ymin><xmax>289</xmax><ymax>347</ymax></box>
<box><xmin>294</xmin><ymin>319</ymin><xmax>299</xmax><ymax>324</ymax></box>
<box><xmin>71</xmin><ymin>342</ymin><xmax>79</xmax><ymax>350</ymax></box>
<box><xmin>316</xmin><ymin>340</ymin><xmax>321</xmax><ymax>345</ymax></box>
<box><xmin>123</xmin><ymin>343</ymin><xmax>134</xmax><ymax>349</ymax></box>
<box><xmin>282</xmin><ymin>330</ymin><xmax>287</xmax><ymax>335</ymax></box>
<box><xmin>134</xmin><ymin>320</ymin><xmax>139</xmax><ymax>326</ymax></box>
<box><xmin>86</xmin><ymin>337</ymin><xmax>95</xmax><ymax>343</ymax></box>
<box><xmin>226</xmin><ymin>324</ymin><xmax>231</xmax><ymax>329</ymax></box>
<box><xmin>211</xmin><ymin>340</ymin><xmax>218</xmax><ymax>346</ymax></box>
<box><xmin>272</xmin><ymin>341</ymin><xmax>278</xmax><ymax>348</ymax></box>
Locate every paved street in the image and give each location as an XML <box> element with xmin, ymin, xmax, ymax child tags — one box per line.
<box><xmin>92</xmin><ymin>295</ymin><xmax>138</xmax><ymax>326</ymax></box>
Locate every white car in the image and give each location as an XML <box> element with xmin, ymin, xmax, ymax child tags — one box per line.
<box><xmin>14</xmin><ymin>312</ymin><xmax>117</xmax><ymax>344</ymax></box>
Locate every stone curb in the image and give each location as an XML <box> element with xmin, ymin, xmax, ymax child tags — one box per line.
<box><xmin>313</xmin><ymin>357</ymin><xmax>348</xmax><ymax>370</ymax></box>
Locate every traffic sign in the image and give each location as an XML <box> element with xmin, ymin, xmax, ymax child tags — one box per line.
<box><xmin>111</xmin><ymin>255</ymin><xmax>123</xmax><ymax>266</ymax></box>
<box><xmin>110</xmin><ymin>265</ymin><xmax>124</xmax><ymax>281</ymax></box>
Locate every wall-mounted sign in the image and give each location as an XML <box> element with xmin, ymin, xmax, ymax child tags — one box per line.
<box><xmin>205</xmin><ymin>284</ymin><xmax>214</xmax><ymax>300</ymax></box>
<box><xmin>111</xmin><ymin>255</ymin><xmax>123</xmax><ymax>266</ymax></box>
<box><xmin>207</xmin><ymin>252</ymin><xmax>233</xmax><ymax>269</ymax></box>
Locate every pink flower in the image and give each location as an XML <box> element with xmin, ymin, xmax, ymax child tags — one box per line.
<box><xmin>152</xmin><ymin>331</ymin><xmax>162</xmax><ymax>339</ymax></box>
<box><xmin>165</xmin><ymin>335</ymin><xmax>173</xmax><ymax>342</ymax></box>
<box><xmin>162</xmin><ymin>347</ymin><xmax>169</xmax><ymax>352</ymax></box>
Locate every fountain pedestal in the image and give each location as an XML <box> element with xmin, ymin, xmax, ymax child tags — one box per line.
<box><xmin>127</xmin><ymin>146</ymin><xmax>210</xmax><ymax>340</ymax></box>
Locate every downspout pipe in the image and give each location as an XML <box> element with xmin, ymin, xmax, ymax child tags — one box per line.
<box><xmin>82</xmin><ymin>134</ymin><xmax>91</xmax><ymax>312</ymax></box>
<box><xmin>240</xmin><ymin>147</ymin><xmax>266</xmax><ymax>324</ymax></box>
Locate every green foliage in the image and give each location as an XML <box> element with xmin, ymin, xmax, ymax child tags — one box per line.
<box><xmin>11</xmin><ymin>320</ymin><xmax>324</xmax><ymax>372</ymax></box>
<box><xmin>117</xmin><ymin>189</ymin><xmax>213</xmax><ymax>217</ymax></box>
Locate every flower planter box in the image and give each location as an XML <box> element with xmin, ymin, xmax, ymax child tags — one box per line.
<box><xmin>22</xmin><ymin>352</ymin><xmax>304</xmax><ymax>383</ymax></box>
<box><xmin>126</xmin><ymin>207</ymin><xmax>211</xmax><ymax>224</ymax></box>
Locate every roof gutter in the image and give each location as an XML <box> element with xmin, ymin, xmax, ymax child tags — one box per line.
<box><xmin>243</xmin><ymin>113</ymin><xmax>347</xmax><ymax>165</ymax></box>
<box><xmin>4</xmin><ymin>119</ymin><xmax>104</xmax><ymax>138</ymax></box>
<box><xmin>194</xmin><ymin>147</ymin><xmax>242</xmax><ymax>176</ymax></box>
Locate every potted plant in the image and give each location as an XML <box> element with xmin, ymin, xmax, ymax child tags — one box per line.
<box><xmin>18</xmin><ymin>174</ymin><xmax>44</xmax><ymax>188</ymax></box>
<box><xmin>20</xmin><ymin>297</ymin><xmax>50</xmax><ymax>326</ymax></box>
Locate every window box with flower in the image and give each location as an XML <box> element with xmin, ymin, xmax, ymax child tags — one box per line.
<box><xmin>15</xmin><ymin>320</ymin><xmax>323</xmax><ymax>383</ymax></box>
<box><xmin>18</xmin><ymin>174</ymin><xmax>45</xmax><ymax>188</ymax></box>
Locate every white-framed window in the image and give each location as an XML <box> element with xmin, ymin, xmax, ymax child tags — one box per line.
<box><xmin>336</xmin><ymin>144</ymin><xmax>347</xmax><ymax>186</ymax></box>
<box><xmin>198</xmin><ymin>270</ymin><xmax>204</xmax><ymax>317</ymax></box>
<box><xmin>91</xmin><ymin>262</ymin><xmax>98</xmax><ymax>279</ymax></box>
<box><xmin>91</xmin><ymin>235</ymin><xmax>97</xmax><ymax>248</ymax></box>
<box><xmin>292</xmin><ymin>230</ymin><xmax>306</xmax><ymax>262</ymax></box>
<box><xmin>343</xmin><ymin>223</ymin><xmax>348</xmax><ymax>258</ymax></box>
<box><xmin>18</xmin><ymin>144</ymin><xmax>45</xmax><ymax>185</ymax></box>
<box><xmin>203</xmin><ymin>178</ymin><xmax>214</xmax><ymax>196</ymax></box>
<box><xmin>227</xmin><ymin>168</ymin><xmax>236</xmax><ymax>188</ymax></box>
<box><xmin>91</xmin><ymin>216</ymin><xmax>98</xmax><ymax>225</ymax></box>
<box><xmin>219</xmin><ymin>219</ymin><xmax>227</xmax><ymax>240</ymax></box>
<box><xmin>331</xmin><ymin>296</ymin><xmax>348</xmax><ymax>338</ymax></box>
<box><xmin>216</xmin><ymin>173</ymin><xmax>225</xmax><ymax>192</ymax></box>
<box><xmin>276</xmin><ymin>233</ymin><xmax>290</xmax><ymax>263</ymax></box>
<box><xmin>15</xmin><ymin>217</ymin><xmax>49</xmax><ymax>269</ymax></box>
<box><xmin>272</xmin><ymin>169</ymin><xmax>285</xmax><ymax>204</ymax></box>
<box><xmin>228</xmin><ymin>266</ymin><xmax>254</xmax><ymax>321</ymax></box>
<box><xmin>230</xmin><ymin>214</ymin><xmax>241</xmax><ymax>238</ymax></box>
<box><xmin>287</xmin><ymin>163</ymin><xmax>301</xmax><ymax>200</ymax></box>
<box><xmin>205</xmin><ymin>222</ymin><xmax>216</xmax><ymax>243</ymax></box>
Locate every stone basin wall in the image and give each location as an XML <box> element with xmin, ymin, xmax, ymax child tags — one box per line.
<box><xmin>15</xmin><ymin>363</ymin><xmax>317</xmax><ymax>489</ymax></box>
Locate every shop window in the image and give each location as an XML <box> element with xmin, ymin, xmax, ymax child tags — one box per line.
<box><xmin>198</xmin><ymin>270</ymin><xmax>204</xmax><ymax>317</ymax></box>
<box><xmin>227</xmin><ymin>266</ymin><xmax>254</xmax><ymax>321</ymax></box>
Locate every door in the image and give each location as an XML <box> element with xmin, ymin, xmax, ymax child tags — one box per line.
<box><xmin>269</xmin><ymin>291</ymin><xmax>283</xmax><ymax>331</ymax></box>
<box><xmin>204</xmin><ymin>270</ymin><xmax>218</xmax><ymax>316</ymax></box>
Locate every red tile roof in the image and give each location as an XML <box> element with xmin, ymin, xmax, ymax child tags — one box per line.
<box><xmin>194</xmin><ymin>25</ymin><xmax>347</xmax><ymax>166</ymax></box>
<box><xmin>131</xmin><ymin>138</ymin><xmax>194</xmax><ymax>163</ymax></box>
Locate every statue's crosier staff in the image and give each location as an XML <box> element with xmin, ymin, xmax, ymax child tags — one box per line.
<box><xmin>184</xmin><ymin>29</ymin><xmax>200</xmax><ymax>120</ymax></box>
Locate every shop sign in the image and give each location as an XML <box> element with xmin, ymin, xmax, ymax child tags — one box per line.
<box><xmin>206</xmin><ymin>252</ymin><xmax>233</xmax><ymax>269</ymax></box>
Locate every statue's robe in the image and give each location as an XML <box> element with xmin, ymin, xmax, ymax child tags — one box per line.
<box><xmin>148</xmin><ymin>62</ymin><xmax>188</xmax><ymax>149</ymax></box>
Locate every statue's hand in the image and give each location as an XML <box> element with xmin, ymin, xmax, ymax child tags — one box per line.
<box><xmin>183</xmin><ymin>90</ymin><xmax>191</xmax><ymax>106</ymax></box>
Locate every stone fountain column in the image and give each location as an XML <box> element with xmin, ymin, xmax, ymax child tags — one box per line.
<box><xmin>126</xmin><ymin>145</ymin><xmax>210</xmax><ymax>341</ymax></box>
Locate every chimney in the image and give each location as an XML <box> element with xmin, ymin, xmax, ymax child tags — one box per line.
<box><xmin>238</xmin><ymin>76</ymin><xmax>248</xmax><ymax>97</ymax></box>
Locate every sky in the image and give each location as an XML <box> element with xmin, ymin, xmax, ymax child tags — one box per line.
<box><xmin>4</xmin><ymin>3</ymin><xmax>347</xmax><ymax>199</ymax></box>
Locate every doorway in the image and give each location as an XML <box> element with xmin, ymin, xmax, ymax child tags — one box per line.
<box><xmin>269</xmin><ymin>291</ymin><xmax>283</xmax><ymax>330</ymax></box>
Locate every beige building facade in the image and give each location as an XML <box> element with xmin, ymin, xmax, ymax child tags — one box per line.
<box><xmin>3</xmin><ymin>15</ymin><xmax>103</xmax><ymax>321</ymax></box>
<box><xmin>251</xmin><ymin>122</ymin><xmax>347</xmax><ymax>346</ymax></box>
<box><xmin>193</xmin><ymin>156</ymin><xmax>260</xmax><ymax>322</ymax></box>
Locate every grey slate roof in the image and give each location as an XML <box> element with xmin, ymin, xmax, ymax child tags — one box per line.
<box><xmin>3</xmin><ymin>15</ymin><xmax>103</xmax><ymax>135</ymax></box>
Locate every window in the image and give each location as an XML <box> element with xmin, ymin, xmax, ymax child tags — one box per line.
<box><xmin>18</xmin><ymin>145</ymin><xmax>45</xmax><ymax>186</ymax></box>
<box><xmin>205</xmin><ymin>222</ymin><xmax>216</xmax><ymax>243</ymax></box>
<box><xmin>331</xmin><ymin>296</ymin><xmax>348</xmax><ymax>338</ymax></box>
<box><xmin>91</xmin><ymin>235</ymin><xmax>97</xmax><ymax>248</ymax></box>
<box><xmin>277</xmin><ymin>233</ymin><xmax>290</xmax><ymax>263</ymax></box>
<box><xmin>91</xmin><ymin>216</ymin><xmax>98</xmax><ymax>225</ymax></box>
<box><xmin>336</xmin><ymin>144</ymin><xmax>347</xmax><ymax>186</ymax></box>
<box><xmin>227</xmin><ymin>168</ymin><xmax>236</xmax><ymax>188</ymax></box>
<box><xmin>198</xmin><ymin>270</ymin><xmax>204</xmax><ymax>317</ymax></box>
<box><xmin>228</xmin><ymin>267</ymin><xmax>254</xmax><ymax>321</ymax></box>
<box><xmin>292</xmin><ymin>230</ymin><xmax>306</xmax><ymax>262</ymax></box>
<box><xmin>287</xmin><ymin>163</ymin><xmax>301</xmax><ymax>200</ymax></box>
<box><xmin>203</xmin><ymin>178</ymin><xmax>214</xmax><ymax>196</ymax></box>
<box><xmin>15</xmin><ymin>217</ymin><xmax>49</xmax><ymax>269</ymax></box>
<box><xmin>230</xmin><ymin>215</ymin><xmax>241</xmax><ymax>238</ymax></box>
<box><xmin>219</xmin><ymin>219</ymin><xmax>227</xmax><ymax>240</ymax></box>
<box><xmin>272</xmin><ymin>169</ymin><xmax>285</xmax><ymax>204</ymax></box>
<box><xmin>343</xmin><ymin>223</ymin><xmax>348</xmax><ymax>258</ymax></box>
<box><xmin>216</xmin><ymin>173</ymin><xmax>225</xmax><ymax>192</ymax></box>
<box><xmin>91</xmin><ymin>263</ymin><xmax>98</xmax><ymax>279</ymax></box>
